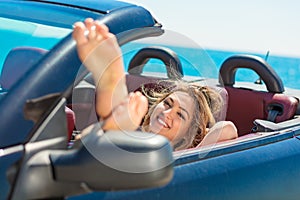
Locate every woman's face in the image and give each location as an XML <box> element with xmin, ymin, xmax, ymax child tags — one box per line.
<box><xmin>149</xmin><ymin>91</ymin><xmax>195</xmax><ymax>144</ymax></box>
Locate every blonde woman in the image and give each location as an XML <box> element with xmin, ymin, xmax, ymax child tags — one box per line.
<box><xmin>73</xmin><ymin>18</ymin><xmax>237</xmax><ymax>151</ymax></box>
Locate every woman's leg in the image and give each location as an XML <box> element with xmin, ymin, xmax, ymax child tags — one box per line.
<box><xmin>73</xmin><ymin>18</ymin><xmax>148</xmax><ymax>132</ymax></box>
<box><xmin>73</xmin><ymin>18</ymin><xmax>128</xmax><ymax>119</ymax></box>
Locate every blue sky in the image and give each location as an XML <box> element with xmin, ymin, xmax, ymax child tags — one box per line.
<box><xmin>122</xmin><ymin>0</ymin><xmax>300</xmax><ymax>57</ymax></box>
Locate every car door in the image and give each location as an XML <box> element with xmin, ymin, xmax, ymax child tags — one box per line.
<box><xmin>71</xmin><ymin>128</ymin><xmax>300</xmax><ymax>200</ymax></box>
<box><xmin>0</xmin><ymin>146</ymin><xmax>24</xmax><ymax>200</ymax></box>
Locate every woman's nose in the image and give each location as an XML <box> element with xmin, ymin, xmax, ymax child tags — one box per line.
<box><xmin>163</xmin><ymin>108</ymin><xmax>174</xmax><ymax>119</ymax></box>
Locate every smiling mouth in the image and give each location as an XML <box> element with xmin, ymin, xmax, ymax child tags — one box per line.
<box><xmin>157</xmin><ymin>116</ymin><xmax>170</xmax><ymax>128</ymax></box>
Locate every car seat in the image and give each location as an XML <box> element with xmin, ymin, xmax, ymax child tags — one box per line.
<box><xmin>219</xmin><ymin>55</ymin><xmax>299</xmax><ymax>135</ymax></box>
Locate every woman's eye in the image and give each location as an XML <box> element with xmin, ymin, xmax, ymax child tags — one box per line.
<box><xmin>164</xmin><ymin>100</ymin><xmax>171</xmax><ymax>108</ymax></box>
<box><xmin>177</xmin><ymin>112</ymin><xmax>186</xmax><ymax>120</ymax></box>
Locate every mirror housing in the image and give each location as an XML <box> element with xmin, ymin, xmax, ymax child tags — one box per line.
<box><xmin>12</xmin><ymin>126</ymin><xmax>173</xmax><ymax>199</ymax></box>
<box><xmin>51</xmin><ymin>127</ymin><xmax>174</xmax><ymax>191</ymax></box>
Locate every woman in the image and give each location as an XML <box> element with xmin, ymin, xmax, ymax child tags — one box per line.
<box><xmin>73</xmin><ymin>18</ymin><xmax>237</xmax><ymax>150</ymax></box>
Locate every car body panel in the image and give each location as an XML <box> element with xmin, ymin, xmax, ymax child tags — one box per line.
<box><xmin>68</xmin><ymin>129</ymin><xmax>300</xmax><ymax>200</ymax></box>
<box><xmin>0</xmin><ymin>145</ymin><xmax>24</xmax><ymax>200</ymax></box>
<box><xmin>33</xmin><ymin>0</ymin><xmax>133</xmax><ymax>13</ymax></box>
<box><xmin>0</xmin><ymin>1</ymin><xmax>101</xmax><ymax>28</ymax></box>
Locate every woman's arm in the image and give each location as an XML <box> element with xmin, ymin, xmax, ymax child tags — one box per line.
<box><xmin>199</xmin><ymin>121</ymin><xmax>238</xmax><ymax>147</ymax></box>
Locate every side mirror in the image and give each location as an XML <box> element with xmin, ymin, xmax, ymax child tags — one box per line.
<box><xmin>52</xmin><ymin>127</ymin><xmax>174</xmax><ymax>191</ymax></box>
<box><xmin>11</xmin><ymin>125</ymin><xmax>174</xmax><ymax>199</ymax></box>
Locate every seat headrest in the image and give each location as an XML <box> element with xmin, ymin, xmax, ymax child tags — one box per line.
<box><xmin>0</xmin><ymin>47</ymin><xmax>47</xmax><ymax>90</ymax></box>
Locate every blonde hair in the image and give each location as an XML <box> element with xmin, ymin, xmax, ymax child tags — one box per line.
<box><xmin>140</xmin><ymin>80</ymin><xmax>222</xmax><ymax>151</ymax></box>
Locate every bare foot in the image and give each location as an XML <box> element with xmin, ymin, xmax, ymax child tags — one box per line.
<box><xmin>72</xmin><ymin>18</ymin><xmax>122</xmax><ymax>80</ymax></box>
<box><xmin>103</xmin><ymin>92</ymin><xmax>148</xmax><ymax>131</ymax></box>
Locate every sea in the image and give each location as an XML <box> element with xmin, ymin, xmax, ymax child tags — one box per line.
<box><xmin>1</xmin><ymin>38</ymin><xmax>299</xmax><ymax>91</ymax></box>
<box><xmin>121</xmin><ymin>44</ymin><xmax>300</xmax><ymax>90</ymax></box>
<box><xmin>206</xmin><ymin>49</ymin><xmax>300</xmax><ymax>90</ymax></box>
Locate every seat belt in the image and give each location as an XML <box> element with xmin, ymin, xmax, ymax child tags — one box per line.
<box><xmin>267</xmin><ymin>109</ymin><xmax>280</xmax><ymax>122</ymax></box>
<box><xmin>267</xmin><ymin>103</ymin><xmax>283</xmax><ymax>122</ymax></box>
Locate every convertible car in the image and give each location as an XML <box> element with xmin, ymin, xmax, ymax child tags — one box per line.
<box><xmin>1</xmin><ymin>0</ymin><xmax>300</xmax><ymax>200</ymax></box>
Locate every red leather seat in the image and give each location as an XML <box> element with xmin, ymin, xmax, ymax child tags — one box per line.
<box><xmin>65</xmin><ymin>106</ymin><xmax>75</xmax><ymax>140</ymax></box>
<box><xmin>225</xmin><ymin>86</ymin><xmax>298</xmax><ymax>135</ymax></box>
<box><xmin>219</xmin><ymin>55</ymin><xmax>299</xmax><ymax>136</ymax></box>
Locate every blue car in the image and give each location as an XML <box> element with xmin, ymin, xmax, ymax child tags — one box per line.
<box><xmin>1</xmin><ymin>0</ymin><xmax>300</xmax><ymax>200</ymax></box>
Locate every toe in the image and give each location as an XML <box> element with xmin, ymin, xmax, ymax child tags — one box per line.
<box><xmin>72</xmin><ymin>22</ymin><xmax>88</xmax><ymax>46</ymax></box>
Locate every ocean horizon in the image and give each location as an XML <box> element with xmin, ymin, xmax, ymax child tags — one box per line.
<box><xmin>122</xmin><ymin>43</ymin><xmax>300</xmax><ymax>90</ymax></box>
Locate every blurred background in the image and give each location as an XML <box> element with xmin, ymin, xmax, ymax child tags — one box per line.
<box><xmin>123</xmin><ymin>0</ymin><xmax>300</xmax><ymax>57</ymax></box>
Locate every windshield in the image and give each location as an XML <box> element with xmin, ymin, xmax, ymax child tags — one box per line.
<box><xmin>0</xmin><ymin>17</ymin><xmax>72</xmax><ymax>94</ymax></box>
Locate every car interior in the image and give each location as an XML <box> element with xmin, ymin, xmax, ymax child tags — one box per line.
<box><xmin>1</xmin><ymin>45</ymin><xmax>300</xmax><ymax>152</ymax></box>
